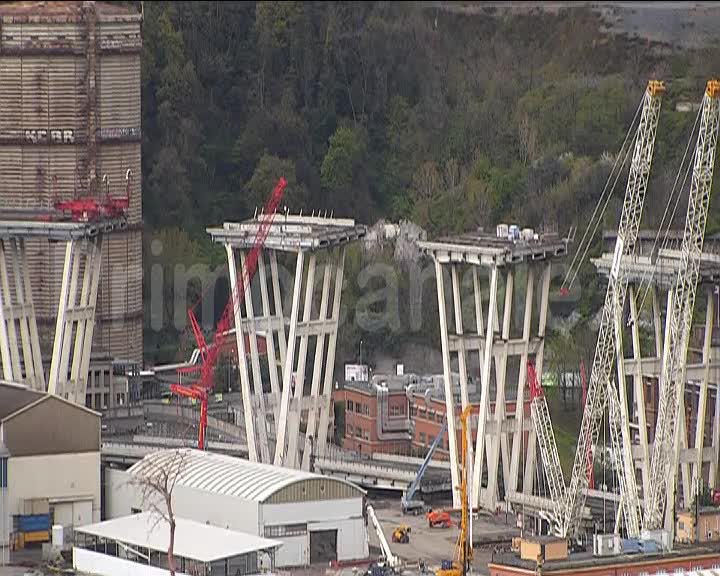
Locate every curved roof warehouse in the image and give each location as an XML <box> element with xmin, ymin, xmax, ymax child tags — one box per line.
<box><xmin>106</xmin><ymin>449</ymin><xmax>369</xmax><ymax>568</ymax></box>
<box><xmin>127</xmin><ymin>448</ymin><xmax>364</xmax><ymax>504</ymax></box>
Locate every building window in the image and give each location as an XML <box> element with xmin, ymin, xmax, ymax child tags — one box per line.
<box><xmin>436</xmin><ymin>413</ymin><xmax>443</xmax><ymax>423</ymax></box>
<box><xmin>364</xmin><ymin>404</ymin><xmax>370</xmax><ymax>415</ymax></box>
<box><xmin>364</xmin><ymin>430</ymin><xmax>370</xmax><ymax>440</ymax></box>
<box><xmin>264</xmin><ymin>523</ymin><xmax>307</xmax><ymax>538</ymax></box>
<box><xmin>419</xmin><ymin>432</ymin><xmax>426</xmax><ymax>445</ymax></box>
<box><xmin>347</xmin><ymin>400</ymin><xmax>354</xmax><ymax>412</ymax></box>
<box><xmin>355</xmin><ymin>403</ymin><xmax>361</xmax><ymax>413</ymax></box>
<box><xmin>390</xmin><ymin>405</ymin><xmax>398</xmax><ymax>416</ymax></box>
<box><xmin>103</xmin><ymin>393</ymin><xmax>109</xmax><ymax>408</ymax></box>
<box><xmin>0</xmin><ymin>458</ymin><xmax>7</xmax><ymax>488</ymax></box>
<box><xmin>410</xmin><ymin>406</ymin><xmax>417</xmax><ymax>417</ymax></box>
<box><xmin>347</xmin><ymin>425</ymin><xmax>353</xmax><ymax>437</ymax></box>
<box><xmin>355</xmin><ymin>426</ymin><xmax>362</xmax><ymax>438</ymax></box>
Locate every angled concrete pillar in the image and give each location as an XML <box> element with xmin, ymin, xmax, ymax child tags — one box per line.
<box><xmin>435</xmin><ymin>257</ymin><xmax>461</xmax><ymax>507</ymax></box>
<box><xmin>211</xmin><ymin>216</ymin><xmax>363</xmax><ymax>469</ymax></box>
<box><xmin>418</xmin><ymin>235</ymin><xmax>566</xmax><ymax>514</ymax></box>
<box><xmin>48</xmin><ymin>237</ymin><xmax>104</xmax><ymax>403</ymax></box>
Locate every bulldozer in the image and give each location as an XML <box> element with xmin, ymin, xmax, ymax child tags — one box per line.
<box><xmin>391</xmin><ymin>525</ymin><xmax>411</xmax><ymax>544</ymax></box>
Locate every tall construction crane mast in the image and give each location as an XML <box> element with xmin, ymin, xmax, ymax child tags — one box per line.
<box><xmin>172</xmin><ymin>177</ymin><xmax>287</xmax><ymax>449</ymax></box>
<box><xmin>644</xmin><ymin>80</ymin><xmax>720</xmax><ymax>530</ymax></box>
<box><xmin>528</xmin><ymin>361</ymin><xmax>566</xmax><ymax>533</ymax></box>
<box><xmin>560</xmin><ymin>80</ymin><xmax>665</xmax><ymax>537</ymax></box>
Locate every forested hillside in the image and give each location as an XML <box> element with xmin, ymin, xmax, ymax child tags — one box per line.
<box><xmin>141</xmin><ymin>2</ymin><xmax>720</xmax><ymax>370</ymax></box>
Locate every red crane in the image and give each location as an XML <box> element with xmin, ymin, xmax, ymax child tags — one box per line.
<box><xmin>53</xmin><ymin>172</ymin><xmax>131</xmax><ymax>222</ymax></box>
<box><xmin>171</xmin><ymin>177</ymin><xmax>287</xmax><ymax>449</ymax></box>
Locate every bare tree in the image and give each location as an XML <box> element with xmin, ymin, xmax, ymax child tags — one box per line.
<box><xmin>129</xmin><ymin>449</ymin><xmax>188</xmax><ymax>576</ymax></box>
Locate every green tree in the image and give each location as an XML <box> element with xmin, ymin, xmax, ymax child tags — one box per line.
<box><xmin>321</xmin><ymin>125</ymin><xmax>372</xmax><ymax>220</ymax></box>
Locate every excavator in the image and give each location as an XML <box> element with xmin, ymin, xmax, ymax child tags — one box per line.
<box><xmin>436</xmin><ymin>406</ymin><xmax>472</xmax><ymax>576</ymax></box>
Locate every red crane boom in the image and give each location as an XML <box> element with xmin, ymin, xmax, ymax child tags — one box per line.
<box><xmin>171</xmin><ymin>177</ymin><xmax>287</xmax><ymax>449</ymax></box>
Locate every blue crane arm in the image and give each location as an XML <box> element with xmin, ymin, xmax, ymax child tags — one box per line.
<box><xmin>404</xmin><ymin>417</ymin><xmax>448</xmax><ymax>504</ymax></box>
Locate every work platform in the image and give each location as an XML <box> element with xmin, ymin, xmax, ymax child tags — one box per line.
<box><xmin>418</xmin><ymin>230</ymin><xmax>570</xmax><ymax>510</ymax></box>
<box><xmin>207</xmin><ymin>214</ymin><xmax>366</xmax><ymax>251</ymax></box>
<box><xmin>0</xmin><ymin>218</ymin><xmax>127</xmax><ymax>239</ymax></box>
<box><xmin>419</xmin><ymin>231</ymin><xmax>568</xmax><ymax>266</ymax></box>
<box><xmin>207</xmin><ymin>214</ymin><xmax>366</xmax><ymax>469</ymax></box>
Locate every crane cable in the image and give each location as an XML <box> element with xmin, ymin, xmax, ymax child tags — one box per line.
<box><xmin>633</xmin><ymin>105</ymin><xmax>703</xmax><ymax>315</ymax></box>
<box><xmin>561</xmin><ymin>97</ymin><xmax>644</xmax><ymax>293</ymax></box>
<box><xmin>564</xmin><ymin>122</ymin><xmax>639</xmax><ymax>292</ymax></box>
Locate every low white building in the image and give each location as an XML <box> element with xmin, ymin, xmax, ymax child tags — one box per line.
<box><xmin>106</xmin><ymin>449</ymin><xmax>369</xmax><ymax>568</ymax></box>
<box><xmin>0</xmin><ymin>381</ymin><xmax>101</xmax><ymax>554</ymax></box>
<box><xmin>74</xmin><ymin>512</ymin><xmax>281</xmax><ymax>576</ymax></box>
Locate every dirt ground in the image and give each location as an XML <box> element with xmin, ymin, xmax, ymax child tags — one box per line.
<box><xmin>368</xmin><ymin>497</ymin><xmax>520</xmax><ymax>576</ymax></box>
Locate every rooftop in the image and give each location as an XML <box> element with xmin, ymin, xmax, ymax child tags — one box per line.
<box><xmin>207</xmin><ymin>213</ymin><xmax>367</xmax><ymax>252</ymax></box>
<box><xmin>680</xmin><ymin>506</ymin><xmax>720</xmax><ymax>516</ymax></box>
<box><xmin>128</xmin><ymin>448</ymin><xmax>364</xmax><ymax>503</ymax></box>
<box><xmin>491</xmin><ymin>541</ymin><xmax>720</xmax><ymax>573</ymax></box>
<box><xmin>0</xmin><ymin>1</ymin><xmax>140</xmax><ymax>18</ymax></box>
<box><xmin>0</xmin><ymin>380</ymin><xmax>100</xmax><ymax>422</ymax></box>
<box><xmin>76</xmin><ymin>512</ymin><xmax>281</xmax><ymax>563</ymax></box>
<box><xmin>418</xmin><ymin>230</ymin><xmax>568</xmax><ymax>267</ymax></box>
<box><xmin>0</xmin><ymin>381</ymin><xmax>43</xmax><ymax>420</ymax></box>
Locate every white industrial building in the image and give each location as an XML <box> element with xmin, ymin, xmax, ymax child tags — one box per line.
<box><xmin>74</xmin><ymin>512</ymin><xmax>281</xmax><ymax>576</ymax></box>
<box><xmin>0</xmin><ymin>382</ymin><xmax>101</xmax><ymax>556</ymax></box>
<box><xmin>106</xmin><ymin>449</ymin><xmax>369</xmax><ymax>568</ymax></box>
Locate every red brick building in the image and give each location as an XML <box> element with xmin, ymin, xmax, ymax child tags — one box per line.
<box><xmin>338</xmin><ymin>374</ymin><xmax>530</xmax><ymax>458</ymax></box>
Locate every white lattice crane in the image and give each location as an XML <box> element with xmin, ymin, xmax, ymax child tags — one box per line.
<box><xmin>528</xmin><ymin>361</ymin><xmax>566</xmax><ymax>534</ymax></box>
<box><xmin>607</xmin><ymin>381</ymin><xmax>643</xmax><ymax>536</ymax></box>
<box><xmin>644</xmin><ymin>80</ymin><xmax>720</xmax><ymax>531</ymax></box>
<box><xmin>560</xmin><ymin>80</ymin><xmax>665</xmax><ymax>537</ymax></box>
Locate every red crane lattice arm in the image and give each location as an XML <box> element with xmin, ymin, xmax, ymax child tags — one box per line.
<box><xmin>172</xmin><ymin>177</ymin><xmax>287</xmax><ymax>449</ymax></box>
<box><xmin>187</xmin><ymin>176</ymin><xmax>286</xmax><ymax>390</ymax></box>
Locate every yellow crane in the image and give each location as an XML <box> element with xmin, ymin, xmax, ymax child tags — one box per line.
<box><xmin>437</xmin><ymin>406</ymin><xmax>472</xmax><ymax>576</ymax></box>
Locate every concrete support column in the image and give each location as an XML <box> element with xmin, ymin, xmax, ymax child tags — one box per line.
<box><xmin>487</xmin><ymin>270</ymin><xmax>514</xmax><ymax>507</ymax></box>
<box><xmin>301</xmin><ymin>258</ymin><xmax>333</xmax><ymax>470</ymax></box>
<box><xmin>509</xmin><ymin>267</ymin><xmax>534</xmax><ymax>495</ymax></box>
<box><xmin>523</xmin><ymin>262</ymin><xmax>551</xmax><ymax>496</ymax></box>
<box><xmin>0</xmin><ymin>241</ymin><xmax>13</xmax><ymax>381</ymax></box>
<box><xmin>240</xmin><ymin>251</ymin><xmax>271</xmax><ymax>463</ymax></box>
<box><xmin>472</xmin><ymin>265</ymin><xmax>498</xmax><ymax>509</ymax></box>
<box><xmin>0</xmin><ymin>239</ymin><xmax>28</xmax><ymax>382</ymax></box>
<box><xmin>693</xmin><ymin>287</ymin><xmax>714</xmax><ymax>490</ymax></box>
<box><xmin>275</xmin><ymin>251</ymin><xmax>305</xmax><ymax>466</ymax></box>
<box><xmin>258</xmin><ymin>255</ymin><xmax>282</xmax><ymax>423</ymax></box>
<box><xmin>47</xmin><ymin>238</ymin><xmax>103</xmax><ymax>403</ymax></box>
<box><xmin>434</xmin><ymin>257</ymin><xmax>461</xmax><ymax>507</ymax></box>
<box><xmin>451</xmin><ymin>264</ymin><xmax>474</xmax><ymax>488</ymax></box>
<box><xmin>227</xmin><ymin>244</ymin><xmax>258</xmax><ymax>461</ymax></box>
<box><xmin>284</xmin><ymin>254</ymin><xmax>317</xmax><ymax>469</ymax></box>
<box><xmin>317</xmin><ymin>246</ymin><xmax>346</xmax><ymax>458</ymax></box>
<box><xmin>69</xmin><ymin>237</ymin><xmax>103</xmax><ymax>404</ymax></box>
<box><xmin>0</xmin><ymin>239</ymin><xmax>45</xmax><ymax>390</ymax></box>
